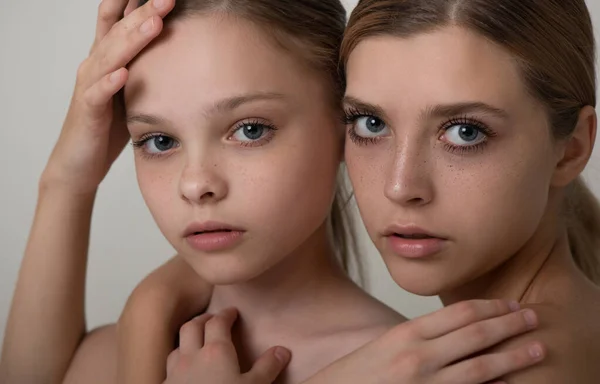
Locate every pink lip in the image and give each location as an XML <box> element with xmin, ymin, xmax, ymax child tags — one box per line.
<box><xmin>383</xmin><ymin>224</ymin><xmax>447</xmax><ymax>259</ymax></box>
<box><xmin>184</xmin><ymin>221</ymin><xmax>245</xmax><ymax>252</ymax></box>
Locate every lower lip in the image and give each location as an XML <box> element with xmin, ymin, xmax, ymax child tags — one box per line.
<box><xmin>186</xmin><ymin>231</ymin><xmax>244</xmax><ymax>252</ymax></box>
<box><xmin>386</xmin><ymin>236</ymin><xmax>446</xmax><ymax>259</ymax></box>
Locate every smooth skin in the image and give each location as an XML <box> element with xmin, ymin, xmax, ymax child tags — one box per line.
<box><xmin>343</xmin><ymin>27</ymin><xmax>600</xmax><ymax>383</ymax></box>
<box><xmin>0</xmin><ymin>2</ymin><xmax>546</xmax><ymax>384</ymax></box>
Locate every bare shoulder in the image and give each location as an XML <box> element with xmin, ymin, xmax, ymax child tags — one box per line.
<box><xmin>62</xmin><ymin>324</ymin><xmax>118</xmax><ymax>384</ymax></box>
<box><xmin>496</xmin><ymin>301</ymin><xmax>600</xmax><ymax>383</ymax></box>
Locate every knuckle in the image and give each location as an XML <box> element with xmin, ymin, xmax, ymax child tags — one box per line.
<box><xmin>179</xmin><ymin>320</ymin><xmax>199</xmax><ymax>338</ymax></box>
<box><xmin>201</xmin><ymin>341</ymin><xmax>230</xmax><ymax>361</ymax></box>
<box><xmin>491</xmin><ymin>299</ymin><xmax>507</xmax><ymax>313</ymax></box>
<box><xmin>173</xmin><ymin>352</ymin><xmax>193</xmax><ymax>372</ymax></box>
<box><xmin>510</xmin><ymin>311</ymin><xmax>528</xmax><ymax>331</ymax></box>
<box><xmin>464</xmin><ymin>358</ymin><xmax>491</xmax><ymax>381</ymax></box>
<box><xmin>469</xmin><ymin>323</ymin><xmax>491</xmax><ymax>344</ymax></box>
<box><xmin>507</xmin><ymin>349</ymin><xmax>529</xmax><ymax>367</ymax></box>
<box><xmin>404</xmin><ymin>323</ymin><xmax>422</xmax><ymax>340</ymax></box>
<box><xmin>81</xmin><ymin>88</ymin><xmax>96</xmax><ymax>108</ymax></box>
<box><xmin>76</xmin><ymin>60</ymin><xmax>91</xmax><ymax>80</ymax></box>
<box><xmin>97</xmin><ymin>1</ymin><xmax>117</xmax><ymax>22</ymax></box>
<box><xmin>390</xmin><ymin>351</ymin><xmax>426</xmax><ymax>378</ymax></box>
<box><xmin>205</xmin><ymin>314</ymin><xmax>225</xmax><ymax>330</ymax></box>
<box><xmin>456</xmin><ymin>301</ymin><xmax>481</xmax><ymax>323</ymax></box>
<box><xmin>389</xmin><ymin>322</ymin><xmax>416</xmax><ymax>341</ymax></box>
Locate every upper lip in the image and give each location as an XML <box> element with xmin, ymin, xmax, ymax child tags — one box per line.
<box><xmin>383</xmin><ymin>224</ymin><xmax>446</xmax><ymax>239</ymax></box>
<box><xmin>184</xmin><ymin>221</ymin><xmax>245</xmax><ymax>237</ymax></box>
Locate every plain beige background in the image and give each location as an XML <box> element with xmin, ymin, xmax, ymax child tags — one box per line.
<box><xmin>1</xmin><ymin>0</ymin><xmax>600</xmax><ymax>346</ymax></box>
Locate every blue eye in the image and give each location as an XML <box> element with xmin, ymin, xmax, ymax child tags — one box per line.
<box><xmin>354</xmin><ymin>115</ymin><xmax>390</xmax><ymax>138</ymax></box>
<box><xmin>232</xmin><ymin>123</ymin><xmax>268</xmax><ymax>142</ymax></box>
<box><xmin>132</xmin><ymin>134</ymin><xmax>179</xmax><ymax>156</ymax></box>
<box><xmin>442</xmin><ymin>124</ymin><xmax>486</xmax><ymax>146</ymax></box>
<box><xmin>144</xmin><ymin>135</ymin><xmax>177</xmax><ymax>153</ymax></box>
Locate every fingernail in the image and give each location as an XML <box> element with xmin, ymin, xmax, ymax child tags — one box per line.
<box><xmin>140</xmin><ymin>17</ymin><xmax>154</xmax><ymax>34</ymax></box>
<box><xmin>523</xmin><ymin>309</ymin><xmax>538</xmax><ymax>329</ymax></box>
<box><xmin>274</xmin><ymin>347</ymin><xmax>290</xmax><ymax>363</ymax></box>
<box><xmin>529</xmin><ymin>344</ymin><xmax>544</xmax><ymax>360</ymax></box>
<box><xmin>153</xmin><ymin>0</ymin><xmax>166</xmax><ymax>9</ymax></box>
<box><xmin>110</xmin><ymin>71</ymin><xmax>121</xmax><ymax>83</ymax></box>
<box><xmin>509</xmin><ymin>300</ymin><xmax>520</xmax><ymax>312</ymax></box>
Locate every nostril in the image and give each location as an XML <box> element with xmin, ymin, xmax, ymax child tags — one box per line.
<box><xmin>200</xmin><ymin>191</ymin><xmax>215</xmax><ymax>199</ymax></box>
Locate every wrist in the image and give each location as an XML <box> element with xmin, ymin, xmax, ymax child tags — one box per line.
<box><xmin>38</xmin><ymin>174</ymin><xmax>98</xmax><ymax>201</ymax></box>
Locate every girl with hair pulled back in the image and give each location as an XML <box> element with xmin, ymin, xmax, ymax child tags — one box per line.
<box><xmin>340</xmin><ymin>0</ymin><xmax>600</xmax><ymax>382</ymax></box>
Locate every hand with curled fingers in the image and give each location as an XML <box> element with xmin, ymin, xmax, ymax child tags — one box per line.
<box><xmin>41</xmin><ymin>0</ymin><xmax>174</xmax><ymax>194</ymax></box>
<box><xmin>302</xmin><ymin>300</ymin><xmax>546</xmax><ymax>384</ymax></box>
<box><xmin>164</xmin><ymin>308</ymin><xmax>291</xmax><ymax>384</ymax></box>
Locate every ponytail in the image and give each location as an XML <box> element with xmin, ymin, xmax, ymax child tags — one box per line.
<box><xmin>565</xmin><ymin>176</ymin><xmax>600</xmax><ymax>284</ymax></box>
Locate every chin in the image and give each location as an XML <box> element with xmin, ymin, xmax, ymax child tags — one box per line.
<box><xmin>384</xmin><ymin>256</ymin><xmax>460</xmax><ymax>297</ymax></box>
<box><xmin>393</xmin><ymin>276</ymin><xmax>446</xmax><ymax>297</ymax></box>
<box><xmin>181</xmin><ymin>253</ymin><xmax>271</xmax><ymax>286</ymax></box>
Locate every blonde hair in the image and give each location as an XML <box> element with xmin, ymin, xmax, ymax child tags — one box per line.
<box><xmin>341</xmin><ymin>0</ymin><xmax>600</xmax><ymax>283</ymax></box>
<box><xmin>140</xmin><ymin>0</ymin><xmax>362</xmax><ymax>279</ymax></box>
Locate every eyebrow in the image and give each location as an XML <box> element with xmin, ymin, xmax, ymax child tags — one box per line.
<box><xmin>342</xmin><ymin>96</ymin><xmax>391</xmax><ymax>122</ymax></box>
<box><xmin>423</xmin><ymin>102</ymin><xmax>509</xmax><ymax>120</ymax></box>
<box><xmin>127</xmin><ymin>92</ymin><xmax>288</xmax><ymax>126</ymax></box>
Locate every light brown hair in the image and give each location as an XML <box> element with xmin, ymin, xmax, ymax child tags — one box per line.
<box><xmin>139</xmin><ymin>0</ymin><xmax>362</xmax><ymax>278</ymax></box>
<box><xmin>341</xmin><ymin>0</ymin><xmax>600</xmax><ymax>283</ymax></box>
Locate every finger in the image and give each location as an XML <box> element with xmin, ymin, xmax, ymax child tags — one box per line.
<box><xmin>414</xmin><ymin>300</ymin><xmax>521</xmax><ymax>340</ymax></box>
<box><xmin>179</xmin><ymin>313</ymin><xmax>214</xmax><ymax>354</ymax></box>
<box><xmin>124</xmin><ymin>0</ymin><xmax>140</xmax><ymax>17</ymax></box>
<box><xmin>165</xmin><ymin>348</ymin><xmax>180</xmax><ymax>377</ymax></box>
<box><xmin>429</xmin><ymin>309</ymin><xmax>539</xmax><ymax>367</ymax></box>
<box><xmin>90</xmin><ymin>0</ymin><xmax>174</xmax><ymax>80</ymax></box>
<box><xmin>82</xmin><ymin>68</ymin><xmax>128</xmax><ymax>121</ymax></box>
<box><xmin>246</xmin><ymin>346</ymin><xmax>291</xmax><ymax>383</ymax></box>
<box><xmin>203</xmin><ymin>308</ymin><xmax>239</xmax><ymax>345</ymax></box>
<box><xmin>436</xmin><ymin>342</ymin><xmax>546</xmax><ymax>384</ymax></box>
<box><xmin>95</xmin><ymin>0</ymin><xmax>129</xmax><ymax>47</ymax></box>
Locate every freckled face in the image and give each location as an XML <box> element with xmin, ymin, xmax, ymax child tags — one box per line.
<box><xmin>125</xmin><ymin>15</ymin><xmax>342</xmax><ymax>285</ymax></box>
<box><xmin>344</xmin><ymin>27</ymin><xmax>558</xmax><ymax>295</ymax></box>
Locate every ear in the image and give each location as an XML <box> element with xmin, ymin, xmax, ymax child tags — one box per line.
<box><xmin>552</xmin><ymin>106</ymin><xmax>597</xmax><ymax>187</ymax></box>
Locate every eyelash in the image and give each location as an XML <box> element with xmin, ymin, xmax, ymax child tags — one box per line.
<box><xmin>343</xmin><ymin>109</ymin><xmax>497</xmax><ymax>154</ymax></box>
<box><xmin>130</xmin><ymin>120</ymin><xmax>279</xmax><ymax>159</ymax></box>
<box><xmin>439</xmin><ymin>116</ymin><xmax>497</xmax><ymax>155</ymax></box>
<box><xmin>343</xmin><ymin>107</ymin><xmax>383</xmax><ymax>146</ymax></box>
<box><xmin>131</xmin><ymin>133</ymin><xmax>177</xmax><ymax>160</ymax></box>
<box><xmin>229</xmin><ymin>119</ymin><xmax>278</xmax><ymax>147</ymax></box>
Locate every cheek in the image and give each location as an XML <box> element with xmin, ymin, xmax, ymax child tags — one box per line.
<box><xmin>444</xmin><ymin>145</ymin><xmax>555</xmax><ymax>257</ymax></box>
<box><xmin>345</xmin><ymin>141</ymin><xmax>389</xmax><ymax>229</ymax></box>
<box><xmin>228</xmin><ymin>130</ymin><xmax>341</xmax><ymax>247</ymax></box>
<box><xmin>135</xmin><ymin>160</ymin><xmax>179</xmax><ymax>233</ymax></box>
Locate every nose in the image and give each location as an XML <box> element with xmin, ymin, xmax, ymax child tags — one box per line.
<box><xmin>384</xmin><ymin>140</ymin><xmax>434</xmax><ymax>207</ymax></box>
<box><xmin>179</xmin><ymin>156</ymin><xmax>228</xmax><ymax>205</ymax></box>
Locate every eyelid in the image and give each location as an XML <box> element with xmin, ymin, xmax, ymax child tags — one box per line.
<box><xmin>438</xmin><ymin>116</ymin><xmax>497</xmax><ymax>138</ymax></box>
<box><xmin>343</xmin><ymin>107</ymin><xmax>387</xmax><ymax>126</ymax></box>
<box><xmin>229</xmin><ymin>118</ymin><xmax>278</xmax><ymax>134</ymax></box>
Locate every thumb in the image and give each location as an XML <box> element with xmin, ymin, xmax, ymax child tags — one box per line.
<box><xmin>246</xmin><ymin>346</ymin><xmax>291</xmax><ymax>383</ymax></box>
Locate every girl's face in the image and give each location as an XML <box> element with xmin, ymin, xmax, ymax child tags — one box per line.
<box><xmin>344</xmin><ymin>26</ymin><xmax>564</xmax><ymax>295</ymax></box>
<box><xmin>125</xmin><ymin>15</ymin><xmax>342</xmax><ymax>285</ymax></box>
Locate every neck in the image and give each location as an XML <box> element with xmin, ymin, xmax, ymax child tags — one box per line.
<box><xmin>207</xmin><ymin>223</ymin><xmax>352</xmax><ymax>332</ymax></box>
<box><xmin>439</xmin><ymin>212</ymin><xmax>588</xmax><ymax>306</ymax></box>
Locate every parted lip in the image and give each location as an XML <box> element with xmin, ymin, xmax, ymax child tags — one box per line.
<box><xmin>383</xmin><ymin>224</ymin><xmax>447</xmax><ymax>239</ymax></box>
<box><xmin>183</xmin><ymin>221</ymin><xmax>245</xmax><ymax>237</ymax></box>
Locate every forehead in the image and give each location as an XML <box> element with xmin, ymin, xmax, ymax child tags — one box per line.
<box><xmin>125</xmin><ymin>14</ymin><xmax>323</xmax><ymax>111</ymax></box>
<box><xmin>345</xmin><ymin>26</ymin><xmax>532</xmax><ymax>113</ymax></box>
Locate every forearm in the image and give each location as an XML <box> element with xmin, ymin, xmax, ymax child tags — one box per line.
<box><xmin>1</xmin><ymin>183</ymin><xmax>96</xmax><ymax>383</ymax></box>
